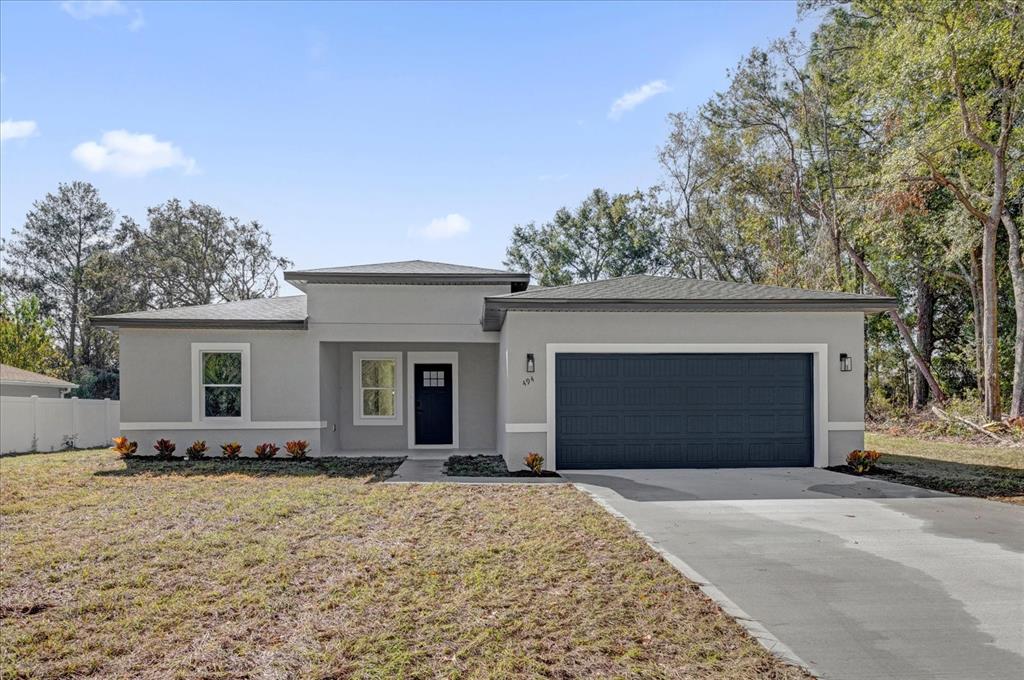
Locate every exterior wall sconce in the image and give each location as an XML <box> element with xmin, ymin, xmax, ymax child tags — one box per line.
<box><xmin>839</xmin><ymin>353</ymin><xmax>853</xmax><ymax>372</ymax></box>
<box><xmin>526</xmin><ymin>353</ymin><xmax>535</xmax><ymax>373</ymax></box>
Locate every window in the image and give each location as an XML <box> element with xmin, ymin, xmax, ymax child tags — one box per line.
<box><xmin>353</xmin><ymin>352</ymin><xmax>402</xmax><ymax>425</ymax></box>
<box><xmin>422</xmin><ymin>370</ymin><xmax>445</xmax><ymax>387</ymax></box>
<box><xmin>202</xmin><ymin>351</ymin><xmax>242</xmax><ymax>417</ymax></box>
<box><xmin>191</xmin><ymin>343</ymin><xmax>250</xmax><ymax>422</ymax></box>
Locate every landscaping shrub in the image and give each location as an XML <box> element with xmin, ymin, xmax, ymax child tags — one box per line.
<box><xmin>220</xmin><ymin>441</ymin><xmax>242</xmax><ymax>459</ymax></box>
<box><xmin>185</xmin><ymin>440</ymin><xmax>208</xmax><ymax>460</ymax></box>
<box><xmin>110</xmin><ymin>436</ymin><xmax>137</xmax><ymax>458</ymax></box>
<box><xmin>285</xmin><ymin>440</ymin><xmax>310</xmax><ymax>458</ymax></box>
<box><xmin>254</xmin><ymin>442</ymin><xmax>280</xmax><ymax>459</ymax></box>
<box><xmin>846</xmin><ymin>449</ymin><xmax>882</xmax><ymax>474</ymax></box>
<box><xmin>524</xmin><ymin>452</ymin><xmax>544</xmax><ymax>475</ymax></box>
<box><xmin>153</xmin><ymin>438</ymin><xmax>176</xmax><ymax>460</ymax></box>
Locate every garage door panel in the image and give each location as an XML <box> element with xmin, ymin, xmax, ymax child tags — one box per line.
<box><xmin>556</xmin><ymin>353</ymin><xmax>813</xmax><ymax>469</ymax></box>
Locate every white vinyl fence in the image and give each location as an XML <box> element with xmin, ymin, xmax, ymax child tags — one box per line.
<box><xmin>0</xmin><ymin>396</ymin><xmax>119</xmax><ymax>455</ymax></box>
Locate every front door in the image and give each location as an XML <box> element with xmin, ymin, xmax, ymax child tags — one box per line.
<box><xmin>414</xmin><ymin>363</ymin><xmax>453</xmax><ymax>445</ymax></box>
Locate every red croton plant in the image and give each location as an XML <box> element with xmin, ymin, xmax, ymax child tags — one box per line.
<box><xmin>254</xmin><ymin>442</ymin><xmax>280</xmax><ymax>459</ymax></box>
<box><xmin>284</xmin><ymin>440</ymin><xmax>310</xmax><ymax>458</ymax></box>
<box><xmin>111</xmin><ymin>436</ymin><xmax>138</xmax><ymax>458</ymax></box>
<box><xmin>153</xmin><ymin>438</ymin><xmax>176</xmax><ymax>460</ymax></box>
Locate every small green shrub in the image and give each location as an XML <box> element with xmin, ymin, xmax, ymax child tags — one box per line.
<box><xmin>220</xmin><ymin>441</ymin><xmax>242</xmax><ymax>459</ymax></box>
<box><xmin>846</xmin><ymin>449</ymin><xmax>882</xmax><ymax>474</ymax></box>
<box><xmin>254</xmin><ymin>442</ymin><xmax>279</xmax><ymax>459</ymax></box>
<box><xmin>285</xmin><ymin>440</ymin><xmax>310</xmax><ymax>458</ymax></box>
<box><xmin>524</xmin><ymin>452</ymin><xmax>544</xmax><ymax>475</ymax></box>
<box><xmin>185</xmin><ymin>440</ymin><xmax>208</xmax><ymax>460</ymax></box>
<box><xmin>153</xmin><ymin>438</ymin><xmax>176</xmax><ymax>460</ymax></box>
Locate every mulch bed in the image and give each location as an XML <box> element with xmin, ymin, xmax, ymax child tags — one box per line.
<box><xmin>443</xmin><ymin>454</ymin><xmax>560</xmax><ymax>477</ymax></box>
<box><xmin>107</xmin><ymin>455</ymin><xmax>405</xmax><ymax>482</ymax></box>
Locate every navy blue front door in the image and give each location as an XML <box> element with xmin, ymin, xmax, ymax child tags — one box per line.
<box><xmin>414</xmin><ymin>364</ymin><xmax>453</xmax><ymax>445</ymax></box>
<box><xmin>555</xmin><ymin>353</ymin><xmax>814</xmax><ymax>468</ymax></box>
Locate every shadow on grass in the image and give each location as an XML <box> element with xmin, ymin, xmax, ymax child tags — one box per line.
<box><xmin>94</xmin><ymin>456</ymin><xmax>406</xmax><ymax>483</ymax></box>
<box><xmin>836</xmin><ymin>454</ymin><xmax>1024</xmax><ymax>499</ymax></box>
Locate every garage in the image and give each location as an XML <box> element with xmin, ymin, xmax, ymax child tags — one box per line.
<box><xmin>555</xmin><ymin>352</ymin><xmax>814</xmax><ymax>469</ymax></box>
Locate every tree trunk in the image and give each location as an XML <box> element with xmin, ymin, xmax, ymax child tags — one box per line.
<box><xmin>841</xmin><ymin>237</ymin><xmax>947</xmax><ymax>403</ymax></box>
<box><xmin>968</xmin><ymin>247</ymin><xmax>985</xmax><ymax>395</ymax></box>
<box><xmin>1003</xmin><ymin>210</ymin><xmax>1024</xmax><ymax>418</ymax></box>
<box><xmin>981</xmin><ymin>212</ymin><xmax>1001</xmax><ymax>420</ymax></box>
<box><xmin>912</xmin><ymin>273</ymin><xmax>936</xmax><ymax>410</ymax></box>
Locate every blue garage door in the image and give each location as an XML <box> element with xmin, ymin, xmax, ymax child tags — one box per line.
<box><xmin>555</xmin><ymin>353</ymin><xmax>814</xmax><ymax>469</ymax></box>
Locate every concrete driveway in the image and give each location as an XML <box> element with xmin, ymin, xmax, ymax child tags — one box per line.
<box><xmin>565</xmin><ymin>468</ymin><xmax>1024</xmax><ymax>680</ymax></box>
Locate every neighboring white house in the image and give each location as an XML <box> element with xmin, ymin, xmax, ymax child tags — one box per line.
<box><xmin>92</xmin><ymin>260</ymin><xmax>895</xmax><ymax>470</ymax></box>
<box><xmin>0</xmin><ymin>364</ymin><xmax>77</xmax><ymax>398</ymax></box>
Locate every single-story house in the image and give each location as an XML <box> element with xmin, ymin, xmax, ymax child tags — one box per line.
<box><xmin>92</xmin><ymin>260</ymin><xmax>895</xmax><ymax>470</ymax></box>
<box><xmin>0</xmin><ymin>364</ymin><xmax>77</xmax><ymax>398</ymax></box>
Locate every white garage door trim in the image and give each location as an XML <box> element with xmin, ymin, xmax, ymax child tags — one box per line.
<box><xmin>545</xmin><ymin>343</ymin><xmax>829</xmax><ymax>471</ymax></box>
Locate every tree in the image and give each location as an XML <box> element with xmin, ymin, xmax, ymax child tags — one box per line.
<box><xmin>824</xmin><ymin>0</ymin><xmax>1024</xmax><ymax>418</ymax></box>
<box><xmin>119</xmin><ymin>199</ymin><xmax>292</xmax><ymax>308</ymax></box>
<box><xmin>505</xmin><ymin>188</ymin><xmax>666</xmax><ymax>285</ymax></box>
<box><xmin>0</xmin><ymin>295</ymin><xmax>70</xmax><ymax>379</ymax></box>
<box><xmin>2</xmin><ymin>182</ymin><xmax>115</xmax><ymax>368</ymax></box>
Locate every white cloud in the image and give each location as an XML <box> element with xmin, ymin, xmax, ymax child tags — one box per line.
<box><xmin>410</xmin><ymin>213</ymin><xmax>472</xmax><ymax>240</ymax></box>
<box><xmin>608</xmin><ymin>80</ymin><xmax>670</xmax><ymax>120</ymax></box>
<box><xmin>1</xmin><ymin>120</ymin><xmax>39</xmax><ymax>142</ymax></box>
<box><xmin>60</xmin><ymin>1</ymin><xmax>144</xmax><ymax>30</ymax></box>
<box><xmin>72</xmin><ymin>130</ymin><xmax>197</xmax><ymax>177</ymax></box>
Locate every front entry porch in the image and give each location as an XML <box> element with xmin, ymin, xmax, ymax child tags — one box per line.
<box><xmin>316</xmin><ymin>341</ymin><xmax>498</xmax><ymax>455</ymax></box>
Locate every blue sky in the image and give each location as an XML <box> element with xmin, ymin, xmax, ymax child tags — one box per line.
<box><xmin>1</xmin><ymin>1</ymin><xmax>816</xmax><ymax>284</ymax></box>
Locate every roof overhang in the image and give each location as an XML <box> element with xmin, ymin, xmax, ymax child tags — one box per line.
<box><xmin>285</xmin><ymin>270</ymin><xmax>530</xmax><ymax>291</ymax></box>
<box><xmin>90</xmin><ymin>317</ymin><xmax>308</xmax><ymax>331</ymax></box>
<box><xmin>1</xmin><ymin>378</ymin><xmax>78</xmax><ymax>389</ymax></box>
<box><xmin>481</xmin><ymin>297</ymin><xmax>899</xmax><ymax>330</ymax></box>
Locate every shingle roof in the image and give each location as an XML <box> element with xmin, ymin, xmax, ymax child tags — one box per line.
<box><xmin>294</xmin><ymin>260</ymin><xmax>516</xmax><ymax>275</ymax></box>
<box><xmin>481</xmin><ymin>274</ymin><xmax>896</xmax><ymax>330</ymax></box>
<box><xmin>90</xmin><ymin>296</ymin><xmax>307</xmax><ymax>329</ymax></box>
<box><xmin>492</xmin><ymin>274</ymin><xmax>891</xmax><ymax>303</ymax></box>
<box><xmin>0</xmin><ymin>364</ymin><xmax>77</xmax><ymax>389</ymax></box>
<box><xmin>284</xmin><ymin>260</ymin><xmax>530</xmax><ymax>290</ymax></box>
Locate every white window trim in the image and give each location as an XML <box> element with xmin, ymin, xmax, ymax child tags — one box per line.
<box><xmin>191</xmin><ymin>342</ymin><xmax>251</xmax><ymax>423</ymax></box>
<box><xmin>353</xmin><ymin>351</ymin><xmax>403</xmax><ymax>426</ymax></box>
<box><xmin>544</xmin><ymin>343</ymin><xmax>830</xmax><ymax>471</ymax></box>
<box><xmin>406</xmin><ymin>351</ymin><xmax>459</xmax><ymax>450</ymax></box>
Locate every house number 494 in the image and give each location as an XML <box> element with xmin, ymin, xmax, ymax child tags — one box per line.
<box><xmin>522</xmin><ymin>376</ymin><xmax>535</xmax><ymax>386</ymax></box>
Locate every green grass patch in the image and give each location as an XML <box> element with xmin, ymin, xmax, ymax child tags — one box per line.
<box><xmin>865</xmin><ymin>433</ymin><xmax>1024</xmax><ymax>503</ymax></box>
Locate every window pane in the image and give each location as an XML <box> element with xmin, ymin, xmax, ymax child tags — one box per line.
<box><xmin>204</xmin><ymin>352</ymin><xmax>242</xmax><ymax>385</ymax></box>
<box><xmin>205</xmin><ymin>386</ymin><xmax>242</xmax><ymax>417</ymax></box>
<box><xmin>361</xmin><ymin>359</ymin><xmax>395</xmax><ymax>388</ymax></box>
<box><xmin>362</xmin><ymin>388</ymin><xmax>395</xmax><ymax>416</ymax></box>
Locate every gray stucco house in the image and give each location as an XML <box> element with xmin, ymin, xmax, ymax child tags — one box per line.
<box><xmin>93</xmin><ymin>260</ymin><xmax>894</xmax><ymax>470</ymax></box>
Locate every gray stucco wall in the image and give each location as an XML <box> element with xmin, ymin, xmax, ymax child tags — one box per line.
<box><xmin>0</xmin><ymin>384</ymin><xmax>66</xmax><ymax>398</ymax></box>
<box><xmin>118</xmin><ymin>328</ymin><xmax>322</xmax><ymax>455</ymax></box>
<box><xmin>320</xmin><ymin>342</ymin><xmax>498</xmax><ymax>452</ymax></box>
<box><xmin>305</xmin><ymin>283</ymin><xmax>504</xmax><ymax>343</ymax></box>
<box><xmin>499</xmin><ymin>310</ymin><xmax>866</xmax><ymax>469</ymax></box>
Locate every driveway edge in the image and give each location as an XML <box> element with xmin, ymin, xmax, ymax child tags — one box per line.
<box><xmin>576</xmin><ymin>486</ymin><xmax>819</xmax><ymax>678</ymax></box>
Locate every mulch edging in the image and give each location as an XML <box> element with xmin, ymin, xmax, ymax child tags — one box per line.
<box><xmin>442</xmin><ymin>454</ymin><xmax>560</xmax><ymax>478</ymax></box>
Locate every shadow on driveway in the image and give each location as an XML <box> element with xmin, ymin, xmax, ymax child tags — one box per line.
<box><xmin>563</xmin><ymin>467</ymin><xmax>950</xmax><ymax>502</ymax></box>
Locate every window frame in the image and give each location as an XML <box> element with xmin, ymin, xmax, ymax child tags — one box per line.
<box><xmin>191</xmin><ymin>342</ymin><xmax>251</xmax><ymax>423</ymax></box>
<box><xmin>352</xmin><ymin>351</ymin><xmax>403</xmax><ymax>426</ymax></box>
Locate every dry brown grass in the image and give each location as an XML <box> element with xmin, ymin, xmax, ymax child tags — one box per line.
<box><xmin>0</xmin><ymin>450</ymin><xmax>807</xmax><ymax>679</ymax></box>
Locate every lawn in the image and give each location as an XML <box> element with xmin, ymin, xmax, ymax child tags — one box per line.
<box><xmin>0</xmin><ymin>450</ymin><xmax>806</xmax><ymax>679</ymax></box>
<box><xmin>864</xmin><ymin>432</ymin><xmax>1024</xmax><ymax>503</ymax></box>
